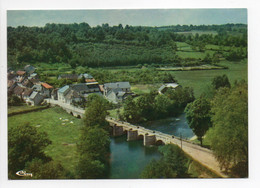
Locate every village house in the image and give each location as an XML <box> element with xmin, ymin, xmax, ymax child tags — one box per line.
<box><xmin>16</xmin><ymin>70</ymin><xmax>27</xmax><ymax>83</ymax></box>
<box><xmin>51</xmin><ymin>88</ymin><xmax>58</xmax><ymax>100</ymax></box>
<box><xmin>28</xmin><ymin>91</ymin><xmax>44</xmax><ymax>106</ymax></box>
<box><xmin>103</xmin><ymin>82</ymin><xmax>132</xmax><ymax>104</ymax></box>
<box><xmin>32</xmin><ymin>84</ymin><xmax>42</xmax><ymax>92</ymax></box>
<box><xmin>23</xmin><ymin>88</ymin><xmax>33</xmax><ymax>101</ymax></box>
<box><xmin>22</xmin><ymin>79</ymin><xmax>34</xmax><ymax>88</ymax></box>
<box><xmin>41</xmin><ymin>83</ymin><xmax>53</xmax><ymax>98</ymax></box>
<box><xmin>24</xmin><ymin>65</ymin><xmax>36</xmax><ymax>75</ymax></box>
<box><xmin>12</xmin><ymin>85</ymin><xmax>25</xmax><ymax>99</ymax></box>
<box><xmin>57</xmin><ymin>83</ymin><xmax>101</xmax><ymax>105</ymax></box>
<box><xmin>28</xmin><ymin>73</ymin><xmax>39</xmax><ymax>80</ymax></box>
<box><xmin>158</xmin><ymin>83</ymin><xmax>179</xmax><ymax>94</ymax></box>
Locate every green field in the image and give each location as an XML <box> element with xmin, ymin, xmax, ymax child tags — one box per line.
<box><xmin>171</xmin><ymin>61</ymin><xmax>247</xmax><ymax>97</ymax></box>
<box><xmin>176</xmin><ymin>30</ymin><xmax>218</xmax><ymax>36</ymax></box>
<box><xmin>8</xmin><ymin>107</ymin><xmax>83</xmax><ymax>174</ymax></box>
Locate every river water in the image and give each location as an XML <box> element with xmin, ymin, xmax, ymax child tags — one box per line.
<box><xmin>109</xmin><ymin>113</ymin><xmax>194</xmax><ymax>179</ymax></box>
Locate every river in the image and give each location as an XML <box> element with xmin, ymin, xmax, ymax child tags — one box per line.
<box><xmin>109</xmin><ymin>113</ymin><xmax>194</xmax><ymax>179</ymax></box>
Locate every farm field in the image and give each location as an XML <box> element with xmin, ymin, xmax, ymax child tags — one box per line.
<box><xmin>8</xmin><ymin>107</ymin><xmax>83</xmax><ymax>175</ymax></box>
<box><xmin>170</xmin><ymin>60</ymin><xmax>247</xmax><ymax>97</ymax></box>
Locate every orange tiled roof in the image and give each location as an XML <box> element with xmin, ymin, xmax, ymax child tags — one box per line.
<box><xmin>16</xmin><ymin>70</ymin><xmax>26</xmax><ymax>76</ymax></box>
<box><xmin>86</xmin><ymin>78</ymin><xmax>96</xmax><ymax>83</ymax></box>
<box><xmin>41</xmin><ymin>83</ymin><xmax>53</xmax><ymax>89</ymax></box>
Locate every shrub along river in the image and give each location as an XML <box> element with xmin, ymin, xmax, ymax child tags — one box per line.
<box><xmin>109</xmin><ymin>113</ymin><xmax>194</xmax><ymax>179</ymax></box>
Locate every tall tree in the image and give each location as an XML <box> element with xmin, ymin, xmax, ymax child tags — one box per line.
<box><xmin>77</xmin><ymin>94</ymin><xmax>111</xmax><ymax>179</ymax></box>
<box><xmin>77</xmin><ymin>126</ymin><xmax>110</xmax><ymax>179</ymax></box>
<box><xmin>206</xmin><ymin>81</ymin><xmax>248</xmax><ymax>177</ymax></box>
<box><xmin>84</xmin><ymin>94</ymin><xmax>110</xmax><ymax>129</ymax></box>
<box><xmin>212</xmin><ymin>74</ymin><xmax>231</xmax><ymax>90</ymax></box>
<box><xmin>185</xmin><ymin>96</ymin><xmax>211</xmax><ymax>146</ymax></box>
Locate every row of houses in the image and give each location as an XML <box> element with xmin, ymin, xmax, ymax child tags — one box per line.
<box><xmin>8</xmin><ymin>65</ymin><xmax>134</xmax><ymax>106</ymax></box>
<box><xmin>57</xmin><ymin>81</ymin><xmax>133</xmax><ymax>105</ymax></box>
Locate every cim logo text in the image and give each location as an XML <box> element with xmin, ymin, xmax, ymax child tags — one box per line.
<box><xmin>16</xmin><ymin>170</ymin><xmax>33</xmax><ymax>177</ymax></box>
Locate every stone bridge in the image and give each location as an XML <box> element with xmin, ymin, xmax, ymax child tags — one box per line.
<box><xmin>106</xmin><ymin>117</ymin><xmax>228</xmax><ymax>178</ymax></box>
<box><xmin>107</xmin><ymin>117</ymin><xmax>173</xmax><ymax>146</ymax></box>
<box><xmin>44</xmin><ymin>99</ymin><xmax>85</xmax><ymax>118</ymax></box>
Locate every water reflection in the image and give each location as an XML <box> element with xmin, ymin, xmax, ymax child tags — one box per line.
<box><xmin>141</xmin><ymin>113</ymin><xmax>194</xmax><ymax>139</ymax></box>
<box><xmin>109</xmin><ymin>135</ymin><xmax>161</xmax><ymax>179</ymax></box>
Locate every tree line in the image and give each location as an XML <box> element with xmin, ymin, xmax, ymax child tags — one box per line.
<box><xmin>184</xmin><ymin>75</ymin><xmax>247</xmax><ymax>177</ymax></box>
<box><xmin>8</xmin><ymin>23</ymin><xmax>247</xmax><ymax>68</ymax></box>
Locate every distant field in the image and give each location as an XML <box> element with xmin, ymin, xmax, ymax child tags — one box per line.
<box><xmin>8</xmin><ymin>107</ymin><xmax>83</xmax><ymax>174</ymax></box>
<box><xmin>171</xmin><ymin>61</ymin><xmax>247</xmax><ymax>97</ymax></box>
<box><xmin>176</xmin><ymin>30</ymin><xmax>218</xmax><ymax>36</ymax></box>
<box><xmin>157</xmin><ymin>64</ymin><xmax>224</xmax><ymax>71</ymax></box>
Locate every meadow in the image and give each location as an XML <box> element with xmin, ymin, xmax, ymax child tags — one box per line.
<box><xmin>171</xmin><ymin>60</ymin><xmax>247</xmax><ymax>97</ymax></box>
<box><xmin>8</xmin><ymin>107</ymin><xmax>83</xmax><ymax>175</ymax></box>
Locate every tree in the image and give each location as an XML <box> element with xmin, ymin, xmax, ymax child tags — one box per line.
<box><xmin>8</xmin><ymin>95</ymin><xmax>23</xmax><ymax>106</ymax></box>
<box><xmin>161</xmin><ymin>72</ymin><xmax>177</xmax><ymax>83</ymax></box>
<box><xmin>154</xmin><ymin>94</ymin><xmax>172</xmax><ymax>118</ymax></box>
<box><xmin>212</xmin><ymin>74</ymin><xmax>231</xmax><ymax>90</ymax></box>
<box><xmin>122</xmin><ymin>96</ymin><xmax>142</xmax><ymax>123</ymax></box>
<box><xmin>77</xmin><ymin>126</ymin><xmax>110</xmax><ymax>179</ymax></box>
<box><xmin>140</xmin><ymin>145</ymin><xmax>189</xmax><ymax>178</ymax></box>
<box><xmin>84</xmin><ymin>94</ymin><xmax>110</xmax><ymax>129</ymax></box>
<box><xmin>206</xmin><ymin>81</ymin><xmax>248</xmax><ymax>176</ymax></box>
<box><xmin>79</xmin><ymin>76</ymin><xmax>86</xmax><ymax>83</ymax></box>
<box><xmin>166</xmin><ymin>87</ymin><xmax>195</xmax><ymax>113</ymax></box>
<box><xmin>8</xmin><ymin>123</ymin><xmax>52</xmax><ymax>176</ymax></box>
<box><xmin>185</xmin><ymin>96</ymin><xmax>211</xmax><ymax>146</ymax></box>
<box><xmin>77</xmin><ymin>94</ymin><xmax>111</xmax><ymax>179</ymax></box>
<box><xmin>25</xmin><ymin>159</ymin><xmax>66</xmax><ymax>179</ymax></box>
<box><xmin>136</xmin><ymin>93</ymin><xmax>156</xmax><ymax>121</ymax></box>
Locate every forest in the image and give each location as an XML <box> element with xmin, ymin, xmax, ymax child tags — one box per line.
<box><xmin>8</xmin><ymin>23</ymin><xmax>247</xmax><ymax>69</ymax></box>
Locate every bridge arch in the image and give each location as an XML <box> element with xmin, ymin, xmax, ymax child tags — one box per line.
<box><xmin>137</xmin><ymin>134</ymin><xmax>144</xmax><ymax>140</ymax></box>
<box><xmin>155</xmin><ymin>139</ymin><xmax>165</xmax><ymax>146</ymax></box>
<box><xmin>70</xmin><ymin>112</ymin><xmax>74</xmax><ymax>116</ymax></box>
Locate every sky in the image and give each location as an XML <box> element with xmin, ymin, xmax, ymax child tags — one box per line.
<box><xmin>7</xmin><ymin>9</ymin><xmax>247</xmax><ymax>27</ymax></box>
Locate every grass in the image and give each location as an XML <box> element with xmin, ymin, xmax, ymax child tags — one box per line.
<box><xmin>188</xmin><ymin>160</ymin><xmax>220</xmax><ymax>178</ymax></box>
<box><xmin>8</xmin><ymin>107</ymin><xmax>83</xmax><ymax>174</ymax></box>
<box><xmin>108</xmin><ymin>107</ymin><xmax>124</xmax><ymax>119</ymax></box>
<box><xmin>176</xmin><ymin>51</ymin><xmax>206</xmax><ymax>59</ymax></box>
<box><xmin>170</xmin><ymin>60</ymin><xmax>247</xmax><ymax>97</ymax></box>
<box><xmin>131</xmin><ymin>84</ymin><xmax>159</xmax><ymax>95</ymax></box>
<box><xmin>8</xmin><ymin>105</ymin><xmax>41</xmax><ymax>114</ymax></box>
<box><xmin>157</xmin><ymin>64</ymin><xmax>224</xmax><ymax>71</ymax></box>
